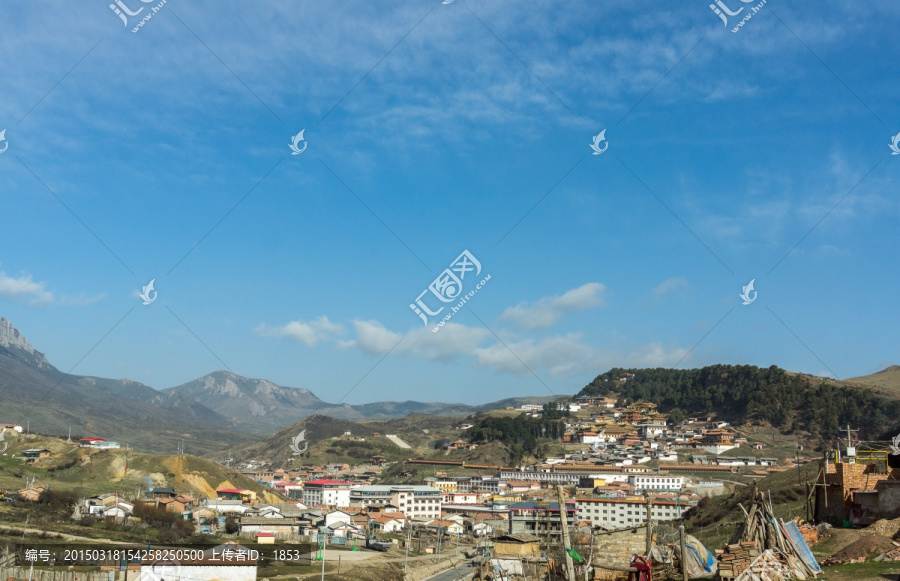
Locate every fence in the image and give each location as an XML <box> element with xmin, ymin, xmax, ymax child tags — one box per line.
<box><xmin>2</xmin><ymin>566</ymin><xmax>114</xmax><ymax>581</ymax></box>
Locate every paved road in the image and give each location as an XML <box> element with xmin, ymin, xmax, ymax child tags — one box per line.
<box><xmin>423</xmin><ymin>560</ymin><xmax>474</xmax><ymax>581</ymax></box>
<box><xmin>0</xmin><ymin>523</ymin><xmax>142</xmax><ymax>546</ymax></box>
<box><xmin>386</xmin><ymin>435</ymin><xmax>412</xmax><ymax>449</ymax></box>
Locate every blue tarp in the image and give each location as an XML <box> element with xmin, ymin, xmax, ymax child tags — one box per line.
<box><xmin>781</xmin><ymin>520</ymin><xmax>822</xmax><ymax>573</ymax></box>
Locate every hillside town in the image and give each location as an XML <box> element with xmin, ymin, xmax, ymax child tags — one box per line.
<box><xmin>1</xmin><ymin>393</ymin><xmax>847</xmax><ymax>580</ymax></box>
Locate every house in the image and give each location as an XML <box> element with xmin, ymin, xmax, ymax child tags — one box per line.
<box><xmin>0</xmin><ymin>423</ymin><xmax>23</xmax><ymax>433</ymax></box>
<box><xmin>239</xmin><ymin>516</ymin><xmax>298</xmax><ymax>536</ymax></box>
<box><xmin>216</xmin><ymin>488</ymin><xmax>256</xmax><ymax>505</ymax></box>
<box><xmin>272</xmin><ymin>481</ymin><xmax>303</xmax><ymax>497</ymax></box>
<box><xmin>493</xmin><ymin>534</ymin><xmax>541</xmax><ymax>558</ymax></box>
<box><xmin>256</xmin><ymin>532</ymin><xmax>275</xmax><ymax>544</ymax></box>
<box><xmin>472</xmin><ymin>521</ymin><xmax>493</xmax><ymax>536</ymax></box>
<box><xmin>20</xmin><ymin>448</ymin><xmax>51</xmax><ymax>460</ymax></box>
<box><xmin>78</xmin><ymin>437</ymin><xmax>120</xmax><ymax>449</ymax></box>
<box><xmin>155</xmin><ymin>497</ymin><xmax>188</xmax><ymax>513</ymax></box>
<box><xmin>324</xmin><ymin>510</ymin><xmax>352</xmax><ymax>529</ymax></box>
<box><xmin>444</xmin><ymin>440</ymin><xmax>478</xmax><ymax>452</ymax></box>
<box><xmin>205</xmin><ymin>499</ymin><xmax>253</xmax><ymax>514</ymax></box>
<box><xmin>148</xmin><ymin>487</ymin><xmax>176</xmax><ymax>500</ymax></box>
<box><xmin>505</xmin><ymin>481</ymin><xmax>540</xmax><ymax>493</ymax></box>
<box><xmin>426</xmin><ymin>519</ymin><xmax>464</xmax><ymax>535</ymax></box>
<box><xmin>326</xmin><ymin>522</ymin><xmax>362</xmax><ymax>539</ymax></box>
<box><xmin>370</xmin><ymin>516</ymin><xmax>403</xmax><ymax>532</ymax></box>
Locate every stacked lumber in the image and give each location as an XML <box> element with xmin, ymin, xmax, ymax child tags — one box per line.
<box><xmin>734</xmin><ymin>550</ymin><xmax>790</xmax><ymax>581</ymax></box>
<box><xmin>722</xmin><ymin>486</ymin><xmax>819</xmax><ymax>578</ymax></box>
<box><xmin>717</xmin><ymin>542</ymin><xmax>758</xmax><ymax>579</ymax></box>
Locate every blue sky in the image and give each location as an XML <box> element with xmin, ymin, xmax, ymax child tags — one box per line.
<box><xmin>1</xmin><ymin>0</ymin><xmax>898</xmax><ymax>407</ymax></box>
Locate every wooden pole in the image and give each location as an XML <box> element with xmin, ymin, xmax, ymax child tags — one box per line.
<box><xmin>645</xmin><ymin>496</ymin><xmax>653</xmax><ymax>555</ymax></box>
<box><xmin>556</xmin><ymin>485</ymin><xmax>577</xmax><ymax>581</ymax></box>
<box><xmin>679</xmin><ymin>525</ymin><xmax>689</xmax><ymax>581</ymax></box>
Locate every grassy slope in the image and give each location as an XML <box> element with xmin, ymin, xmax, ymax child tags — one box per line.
<box><xmin>845</xmin><ymin>365</ymin><xmax>900</xmax><ymax>397</ymax></box>
<box><xmin>0</xmin><ymin>435</ymin><xmax>283</xmax><ymax>502</ymax></box>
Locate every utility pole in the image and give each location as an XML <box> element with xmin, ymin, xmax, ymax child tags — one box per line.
<box><xmin>320</xmin><ymin>531</ymin><xmax>326</xmax><ymax>581</ymax></box>
<box><xmin>679</xmin><ymin>525</ymin><xmax>689</xmax><ymax>581</ymax></box>
<box><xmin>844</xmin><ymin>425</ymin><xmax>859</xmax><ymax>464</ymax></box>
<box><xmin>404</xmin><ymin>525</ymin><xmax>411</xmax><ymax>577</ymax></box>
<box><xmin>645</xmin><ymin>496</ymin><xmax>653</xmax><ymax>555</ymax></box>
<box><xmin>556</xmin><ymin>485</ymin><xmax>576</xmax><ymax>581</ymax></box>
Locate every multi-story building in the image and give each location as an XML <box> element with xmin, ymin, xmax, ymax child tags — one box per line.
<box><xmin>301</xmin><ymin>479</ymin><xmax>354</xmax><ymax>507</ymax></box>
<box><xmin>575</xmin><ymin>496</ymin><xmax>695</xmax><ymax>528</ymax></box>
<box><xmin>507</xmin><ymin>501</ymin><xmax>578</xmax><ymax>542</ymax></box>
<box><xmin>349</xmin><ymin>485</ymin><xmax>442</xmax><ymax>519</ymax></box>
<box><xmin>627</xmin><ymin>475</ymin><xmax>683</xmax><ymax>491</ymax></box>
<box><xmin>423</xmin><ymin>477</ymin><xmax>458</xmax><ymax>492</ymax></box>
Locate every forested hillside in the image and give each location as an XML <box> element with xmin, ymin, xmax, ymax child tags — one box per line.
<box><xmin>467</xmin><ymin>413</ymin><xmax>567</xmax><ymax>462</ymax></box>
<box><xmin>578</xmin><ymin>365</ymin><xmax>898</xmax><ymax>439</ymax></box>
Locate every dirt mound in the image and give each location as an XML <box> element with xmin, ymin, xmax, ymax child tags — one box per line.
<box><xmin>829</xmin><ymin>534</ymin><xmax>896</xmax><ymax>562</ymax></box>
<box><xmin>867</xmin><ymin>516</ymin><xmax>900</xmax><ymax>538</ymax></box>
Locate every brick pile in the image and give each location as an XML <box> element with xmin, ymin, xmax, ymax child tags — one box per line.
<box><xmin>716</xmin><ymin>542</ymin><xmax>758</xmax><ymax>579</ymax></box>
<box><xmin>797</xmin><ymin>522</ymin><xmax>819</xmax><ymax>545</ymax></box>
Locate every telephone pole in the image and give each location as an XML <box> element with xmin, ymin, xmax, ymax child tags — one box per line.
<box><xmin>844</xmin><ymin>425</ymin><xmax>859</xmax><ymax>463</ymax></box>
<box><xmin>556</xmin><ymin>485</ymin><xmax>576</xmax><ymax>581</ymax></box>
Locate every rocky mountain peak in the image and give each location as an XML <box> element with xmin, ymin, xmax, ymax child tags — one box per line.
<box><xmin>0</xmin><ymin>317</ymin><xmax>51</xmax><ymax>369</ymax></box>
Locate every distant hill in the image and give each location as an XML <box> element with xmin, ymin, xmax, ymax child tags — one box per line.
<box><xmin>164</xmin><ymin>372</ymin><xmax>557</xmax><ymax>434</ymax></box>
<box><xmin>0</xmin><ymin>319</ymin><xmax>253</xmax><ymax>455</ymax></box>
<box><xmin>845</xmin><ymin>365</ymin><xmax>900</xmax><ymax>395</ymax></box>
<box><xmin>578</xmin><ymin>364</ymin><xmax>900</xmax><ymax>441</ymax></box>
<box><xmin>0</xmin><ymin>316</ymin><xmax>556</xmax><ymax>453</ymax></box>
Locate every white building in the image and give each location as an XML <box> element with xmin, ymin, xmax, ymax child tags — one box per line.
<box><xmin>301</xmin><ymin>479</ymin><xmax>354</xmax><ymax>507</ymax></box>
<box><xmin>575</xmin><ymin>497</ymin><xmax>694</xmax><ymax>527</ymax></box>
<box><xmin>627</xmin><ymin>475</ymin><xmax>683</xmax><ymax>491</ymax></box>
<box><xmin>349</xmin><ymin>485</ymin><xmax>441</xmax><ymax>519</ymax></box>
<box><xmin>324</xmin><ymin>510</ymin><xmax>352</xmax><ymax>529</ymax></box>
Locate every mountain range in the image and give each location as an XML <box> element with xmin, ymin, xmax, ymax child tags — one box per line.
<box><xmin>0</xmin><ymin>317</ymin><xmax>554</xmax><ymax>453</ymax></box>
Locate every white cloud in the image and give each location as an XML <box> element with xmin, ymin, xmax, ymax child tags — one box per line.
<box><xmin>0</xmin><ymin>271</ymin><xmax>54</xmax><ymax>305</ymax></box>
<box><xmin>498</xmin><ymin>283</ymin><xmax>607</xmax><ymax>330</ymax></box>
<box><xmin>654</xmin><ymin>277</ymin><xmax>688</xmax><ymax>295</ymax></box>
<box><xmin>254</xmin><ymin>316</ymin><xmax>344</xmax><ymax>347</ymax></box>
<box><xmin>339</xmin><ymin>317</ymin><xmax>688</xmax><ymax>379</ymax></box>
<box><xmin>339</xmin><ymin>319</ymin><xmax>404</xmax><ymax>354</ymax></box>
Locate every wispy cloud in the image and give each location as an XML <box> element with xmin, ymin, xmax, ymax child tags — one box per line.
<box><xmin>498</xmin><ymin>282</ymin><xmax>607</xmax><ymax>330</ymax></box>
<box><xmin>0</xmin><ymin>270</ymin><xmax>102</xmax><ymax>307</ymax></box>
<box><xmin>654</xmin><ymin>277</ymin><xmax>688</xmax><ymax>295</ymax></box>
<box><xmin>0</xmin><ymin>271</ymin><xmax>54</xmax><ymax>305</ymax></box>
<box><xmin>338</xmin><ymin>318</ymin><xmax>687</xmax><ymax>378</ymax></box>
<box><xmin>254</xmin><ymin>316</ymin><xmax>344</xmax><ymax>347</ymax></box>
